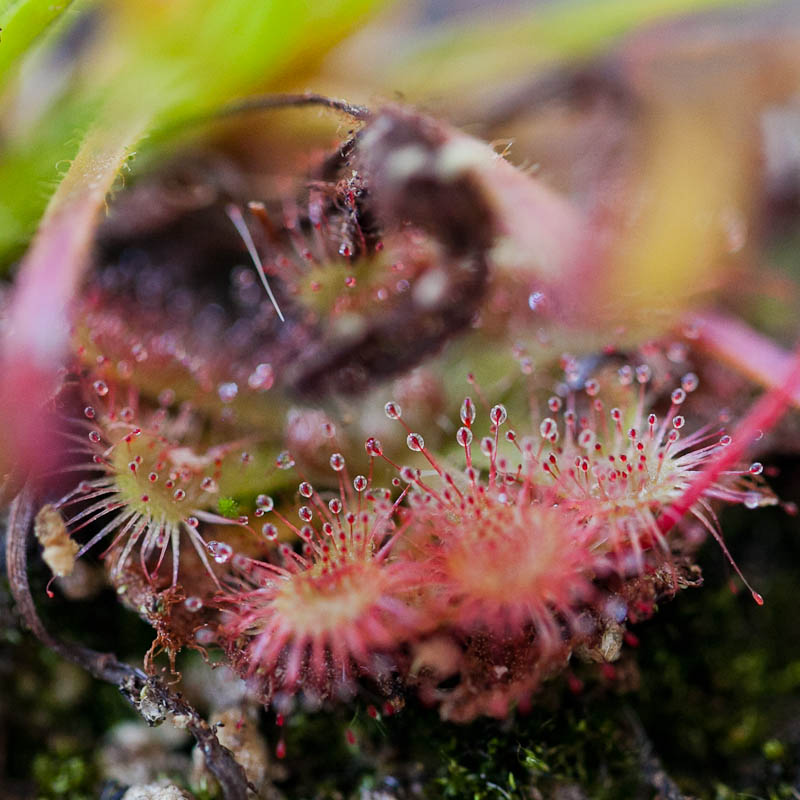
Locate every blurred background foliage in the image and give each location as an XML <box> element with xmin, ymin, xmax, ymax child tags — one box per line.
<box><xmin>0</xmin><ymin>0</ymin><xmax>380</xmax><ymax>262</ymax></box>
<box><xmin>3</xmin><ymin>0</ymin><xmax>800</xmax><ymax>341</ymax></box>
<box><xmin>3</xmin><ymin>0</ymin><xmax>800</xmax><ymax>798</ymax></box>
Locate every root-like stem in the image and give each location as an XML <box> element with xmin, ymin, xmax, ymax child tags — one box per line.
<box><xmin>623</xmin><ymin>707</ymin><xmax>694</xmax><ymax>800</ymax></box>
<box><xmin>5</xmin><ymin>485</ymin><xmax>253</xmax><ymax>800</ymax></box>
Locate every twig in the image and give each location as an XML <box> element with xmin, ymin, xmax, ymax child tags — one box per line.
<box><xmin>5</xmin><ymin>485</ymin><xmax>252</xmax><ymax>800</ymax></box>
<box><xmin>623</xmin><ymin>707</ymin><xmax>694</xmax><ymax>800</ymax></box>
<box><xmin>216</xmin><ymin>92</ymin><xmax>371</xmax><ymax>122</ymax></box>
<box><xmin>0</xmin><ymin>468</ymin><xmax>25</xmax><ymax>513</ymax></box>
<box><xmin>166</xmin><ymin>91</ymin><xmax>371</xmax><ymax>136</ymax></box>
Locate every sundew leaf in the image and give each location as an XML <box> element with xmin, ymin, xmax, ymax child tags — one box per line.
<box><xmin>0</xmin><ymin>0</ymin><xmax>383</xmax><ymax>476</ymax></box>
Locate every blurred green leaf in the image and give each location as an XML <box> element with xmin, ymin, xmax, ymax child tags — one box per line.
<box><xmin>386</xmin><ymin>0</ymin><xmax>770</xmax><ymax>99</ymax></box>
<box><xmin>0</xmin><ymin>0</ymin><xmax>383</xmax><ymax>266</ymax></box>
<box><xmin>0</xmin><ymin>0</ymin><xmax>77</xmax><ymax>87</ymax></box>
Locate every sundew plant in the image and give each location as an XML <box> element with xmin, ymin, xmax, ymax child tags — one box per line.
<box><xmin>3</xmin><ymin>2</ymin><xmax>800</xmax><ymax>799</ymax></box>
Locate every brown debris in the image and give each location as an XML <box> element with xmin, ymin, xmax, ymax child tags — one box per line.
<box><xmin>34</xmin><ymin>503</ymin><xmax>78</xmax><ymax>577</ymax></box>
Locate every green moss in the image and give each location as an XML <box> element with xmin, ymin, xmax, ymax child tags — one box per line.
<box><xmin>217</xmin><ymin>496</ymin><xmax>240</xmax><ymax>519</ymax></box>
<box><xmin>257</xmin><ymin>477</ymin><xmax>800</xmax><ymax>800</ymax></box>
<box><xmin>5</xmin><ymin>464</ymin><xmax>800</xmax><ymax>800</ymax></box>
<box><xmin>632</xmin><ymin>493</ymin><xmax>800</xmax><ymax>798</ymax></box>
<box><xmin>32</xmin><ymin>748</ymin><xmax>96</xmax><ymax>800</ymax></box>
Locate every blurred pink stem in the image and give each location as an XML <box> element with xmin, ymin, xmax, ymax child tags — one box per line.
<box><xmin>0</xmin><ymin>115</ymin><xmax>148</xmax><ymax>477</ymax></box>
<box><xmin>658</xmin><ymin>323</ymin><xmax>800</xmax><ymax>536</ymax></box>
<box><xmin>689</xmin><ymin>310</ymin><xmax>800</xmax><ymax>407</ymax></box>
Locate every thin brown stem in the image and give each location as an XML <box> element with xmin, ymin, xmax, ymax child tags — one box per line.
<box><xmin>623</xmin><ymin>707</ymin><xmax>695</xmax><ymax>800</ymax></box>
<box><xmin>169</xmin><ymin>91</ymin><xmax>371</xmax><ymax>135</ymax></box>
<box><xmin>5</xmin><ymin>486</ymin><xmax>252</xmax><ymax>800</ymax></box>
<box><xmin>218</xmin><ymin>92</ymin><xmax>371</xmax><ymax>121</ymax></box>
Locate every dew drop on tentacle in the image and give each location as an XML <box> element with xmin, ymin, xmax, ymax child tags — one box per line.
<box><xmin>400</xmin><ymin>466</ymin><xmax>417</xmax><ymax>483</ymax></box>
<box><xmin>248</xmin><ymin>363</ymin><xmax>274</xmax><ymax>391</ymax></box>
<box><xmin>257</xmin><ymin>494</ymin><xmax>274</xmax><ymax>511</ymax></box>
<box><xmin>460</xmin><ymin>397</ymin><xmax>476</xmax><ymax>426</ymax></box>
<box><xmin>384</xmin><ymin>401</ymin><xmax>402</xmax><ymax>420</ymax></box>
<box><xmin>217</xmin><ymin>382</ymin><xmax>238</xmax><ymax>403</ymax></box>
<box><xmin>262</xmin><ymin>523</ymin><xmax>278</xmax><ymax>541</ymax></box>
<box><xmin>184</xmin><ymin>596</ymin><xmax>203</xmax><ymax>612</ymax></box>
<box><xmin>276</xmin><ymin>451</ymin><xmax>295</xmax><ymax>470</ymax></box>
<box><xmin>207</xmin><ymin>541</ymin><xmax>234</xmax><ymax>564</ymax></box>
<box><xmin>744</xmin><ymin>492</ymin><xmax>762</xmax><ymax>510</ymax></box>
<box><xmin>407</xmin><ymin>433</ymin><xmax>425</xmax><ymax>452</ymax></box>
<box><xmin>490</xmin><ymin>404</ymin><xmax>507</xmax><ymax>426</ymax></box>
<box><xmin>299</xmin><ymin>525</ymin><xmax>314</xmax><ymax>542</ymax></box>
<box><xmin>456</xmin><ymin>426</ymin><xmax>473</xmax><ymax>447</ymax></box>
<box><xmin>539</xmin><ymin>418</ymin><xmax>557</xmax><ymax>440</ymax></box>
<box><xmin>682</xmin><ymin>372</ymin><xmax>699</xmax><ymax>392</ymax></box>
<box><xmin>528</xmin><ymin>291</ymin><xmax>544</xmax><ymax>310</ymax></box>
<box><xmin>671</xmin><ymin>388</ymin><xmax>686</xmax><ymax>405</ymax></box>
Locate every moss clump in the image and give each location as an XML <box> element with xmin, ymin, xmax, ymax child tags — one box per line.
<box><xmin>32</xmin><ymin>748</ymin><xmax>96</xmax><ymax>800</ymax></box>
<box><xmin>217</xmin><ymin>497</ymin><xmax>240</xmax><ymax>519</ymax></box>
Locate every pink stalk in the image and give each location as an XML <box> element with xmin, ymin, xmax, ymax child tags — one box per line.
<box><xmin>0</xmin><ymin>115</ymin><xmax>149</xmax><ymax>479</ymax></box>
<box><xmin>658</xmin><ymin>340</ymin><xmax>800</xmax><ymax>537</ymax></box>
<box><xmin>689</xmin><ymin>310</ymin><xmax>800</xmax><ymax>407</ymax></box>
